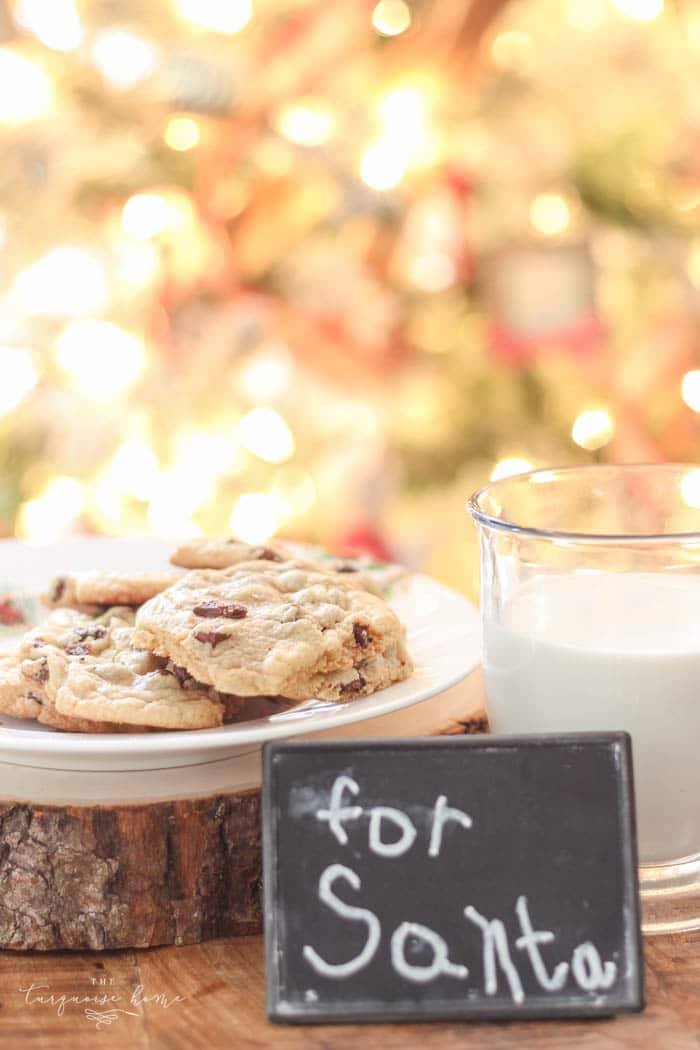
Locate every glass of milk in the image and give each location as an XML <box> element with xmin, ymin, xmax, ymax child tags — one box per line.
<box><xmin>468</xmin><ymin>463</ymin><xmax>700</xmax><ymax>935</ymax></box>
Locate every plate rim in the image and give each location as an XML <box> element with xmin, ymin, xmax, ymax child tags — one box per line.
<box><xmin>0</xmin><ymin>542</ymin><xmax>481</xmax><ymax>760</ymax></box>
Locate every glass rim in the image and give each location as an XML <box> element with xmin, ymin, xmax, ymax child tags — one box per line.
<box><xmin>467</xmin><ymin>462</ymin><xmax>700</xmax><ymax>545</ymax></box>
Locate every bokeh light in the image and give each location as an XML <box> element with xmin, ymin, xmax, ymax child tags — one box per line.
<box><xmin>91</xmin><ymin>29</ymin><xmax>158</xmax><ymax>90</ymax></box>
<box><xmin>0</xmin><ymin>347</ymin><xmax>37</xmax><ymax>416</ymax></box>
<box><xmin>238</xmin><ymin>407</ymin><xmax>295</xmax><ymax>463</ymax></box>
<box><xmin>164</xmin><ymin>115</ymin><xmax>201</xmax><ymax>151</ymax></box>
<box><xmin>54</xmin><ymin>320</ymin><xmax>146</xmax><ymax>400</ymax></box>
<box><xmin>13</xmin><ymin>246</ymin><xmax>108</xmax><ymax>317</ymax></box>
<box><xmin>14</xmin><ymin>0</ymin><xmax>83</xmax><ymax>51</ymax></box>
<box><xmin>491</xmin><ymin>458</ymin><xmax>534</xmax><ymax>482</ymax></box>
<box><xmin>175</xmin><ymin>0</ymin><xmax>252</xmax><ymax>34</ymax></box>
<box><xmin>372</xmin><ymin>0</ymin><xmax>412</xmax><ymax>37</ymax></box>
<box><xmin>0</xmin><ymin>49</ymin><xmax>51</xmax><ymax>123</ymax></box>
<box><xmin>571</xmin><ymin>409</ymin><xmax>615</xmax><ymax>450</ymax></box>
<box><xmin>229</xmin><ymin>492</ymin><xmax>281</xmax><ymax>543</ymax></box>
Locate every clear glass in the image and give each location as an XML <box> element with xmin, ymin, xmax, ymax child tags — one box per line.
<box><xmin>468</xmin><ymin>463</ymin><xmax>700</xmax><ymax>935</ymax></box>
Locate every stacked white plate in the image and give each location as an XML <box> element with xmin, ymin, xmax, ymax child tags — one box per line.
<box><xmin>0</xmin><ymin>539</ymin><xmax>481</xmax><ymax>802</ymax></box>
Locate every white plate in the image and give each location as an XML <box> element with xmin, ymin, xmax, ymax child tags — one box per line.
<box><xmin>0</xmin><ymin>538</ymin><xmax>481</xmax><ymax>772</ymax></box>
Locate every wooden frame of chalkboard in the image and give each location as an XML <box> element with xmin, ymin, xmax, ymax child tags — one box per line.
<box><xmin>263</xmin><ymin>734</ymin><xmax>643</xmax><ymax>1024</ymax></box>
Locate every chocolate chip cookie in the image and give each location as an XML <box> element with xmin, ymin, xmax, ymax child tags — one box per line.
<box><xmin>133</xmin><ymin>560</ymin><xmax>409</xmax><ymax>698</ymax></box>
<box><xmin>43</xmin><ymin>570</ymin><xmax>180</xmax><ymax>611</ymax></box>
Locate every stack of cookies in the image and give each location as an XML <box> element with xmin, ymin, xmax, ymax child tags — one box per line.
<box><xmin>0</xmin><ymin>540</ymin><xmax>413</xmax><ymax>733</ymax></box>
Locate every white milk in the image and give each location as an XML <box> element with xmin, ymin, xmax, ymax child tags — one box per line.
<box><xmin>483</xmin><ymin>573</ymin><xmax>700</xmax><ymax>865</ymax></box>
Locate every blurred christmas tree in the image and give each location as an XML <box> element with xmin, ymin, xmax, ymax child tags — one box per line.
<box><xmin>1</xmin><ymin>0</ymin><xmax>700</xmax><ymax>593</ymax></box>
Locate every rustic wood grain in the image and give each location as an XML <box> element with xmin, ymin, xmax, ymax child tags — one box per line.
<box><xmin>0</xmin><ymin>789</ymin><xmax>262</xmax><ymax>951</ymax></box>
<box><xmin>1</xmin><ymin>932</ymin><xmax>699</xmax><ymax>1050</ymax></box>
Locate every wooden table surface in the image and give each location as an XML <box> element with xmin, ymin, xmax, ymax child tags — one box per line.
<box><xmin>3</xmin><ymin>670</ymin><xmax>699</xmax><ymax>1048</ymax></box>
<box><xmin>1</xmin><ymin>932</ymin><xmax>700</xmax><ymax>1049</ymax></box>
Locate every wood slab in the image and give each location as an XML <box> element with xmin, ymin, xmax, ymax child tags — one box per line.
<box><xmin>0</xmin><ymin>790</ymin><xmax>262</xmax><ymax>950</ymax></box>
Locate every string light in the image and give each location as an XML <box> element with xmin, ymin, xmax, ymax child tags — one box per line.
<box><xmin>108</xmin><ymin>441</ymin><xmax>160</xmax><ymax>501</ymax></box>
<box><xmin>238</xmin><ymin>407</ymin><xmax>295</xmax><ymax>463</ymax></box>
<box><xmin>14</xmin><ymin>0</ymin><xmax>82</xmax><ymax>51</ymax></box>
<box><xmin>18</xmin><ymin>477</ymin><xmax>85</xmax><ymax>542</ymax></box>
<box><xmin>13</xmin><ymin>246</ymin><xmax>108</xmax><ymax>317</ymax></box>
<box><xmin>361</xmin><ymin>142</ymin><xmax>405</xmax><ymax>190</ymax></box>
<box><xmin>681</xmin><ymin>370</ymin><xmax>700</xmax><ymax>412</ymax></box>
<box><xmin>54</xmin><ymin>320</ymin><xmax>146</xmax><ymax>401</ymax></box>
<box><xmin>0</xmin><ymin>49</ymin><xmax>51</xmax><ymax>123</ymax></box>
<box><xmin>571</xmin><ymin>408</ymin><xmax>615</xmax><ymax>450</ymax></box>
<box><xmin>91</xmin><ymin>30</ymin><xmax>158</xmax><ymax>90</ymax></box>
<box><xmin>491</xmin><ymin>458</ymin><xmax>534</xmax><ymax>482</ymax></box>
<box><xmin>681</xmin><ymin>469</ymin><xmax>700</xmax><ymax>509</ymax></box>
<box><xmin>530</xmin><ymin>193</ymin><xmax>570</xmax><ymax>236</ymax></box>
<box><xmin>175</xmin><ymin>0</ymin><xmax>252</xmax><ymax>34</ymax></box>
<box><xmin>229</xmin><ymin>493</ymin><xmax>281</xmax><ymax>543</ymax></box>
<box><xmin>612</xmin><ymin>0</ymin><xmax>663</xmax><ymax>21</ymax></box>
<box><xmin>0</xmin><ymin>347</ymin><xmax>37</xmax><ymax>416</ymax></box>
<box><xmin>121</xmin><ymin>192</ymin><xmax>194</xmax><ymax>240</ymax></box>
<box><xmin>274</xmin><ymin>101</ymin><xmax>335</xmax><ymax>147</ymax></box>
<box><xmin>372</xmin><ymin>0</ymin><xmax>411</xmax><ymax>37</ymax></box>
<box><xmin>238</xmin><ymin>348</ymin><xmax>293</xmax><ymax>401</ymax></box>
<box><xmin>164</xmin><ymin>115</ymin><xmax>201</xmax><ymax>151</ymax></box>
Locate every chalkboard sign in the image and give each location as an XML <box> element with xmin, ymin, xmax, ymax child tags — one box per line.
<box><xmin>263</xmin><ymin>734</ymin><xmax>643</xmax><ymax>1024</ymax></box>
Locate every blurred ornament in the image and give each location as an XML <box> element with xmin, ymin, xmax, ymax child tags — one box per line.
<box><xmin>485</xmin><ymin>244</ymin><xmax>601</xmax><ymax>365</ymax></box>
<box><xmin>338</xmin><ymin>522</ymin><xmax>393</xmax><ymax>562</ymax></box>
<box><xmin>161</xmin><ymin>50</ymin><xmax>237</xmax><ymax>114</ymax></box>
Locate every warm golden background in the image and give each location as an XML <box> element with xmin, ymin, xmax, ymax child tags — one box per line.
<box><xmin>1</xmin><ymin>0</ymin><xmax>698</xmax><ymax>593</ymax></box>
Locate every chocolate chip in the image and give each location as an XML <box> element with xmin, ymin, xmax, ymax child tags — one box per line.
<box><xmin>65</xmin><ymin>644</ymin><xmax>89</xmax><ymax>655</ymax></box>
<box><xmin>25</xmin><ymin>690</ymin><xmax>43</xmax><ymax>703</ymax></box>
<box><xmin>341</xmin><ymin>675</ymin><xmax>366</xmax><ymax>696</ymax></box>
<box><xmin>50</xmin><ymin>578</ymin><xmax>66</xmax><ymax>602</ymax></box>
<box><xmin>37</xmin><ymin>659</ymin><xmax>49</xmax><ymax>683</ymax></box>
<box><xmin>193</xmin><ymin>630</ymin><xmax>229</xmax><ymax>647</ymax></box>
<box><xmin>250</xmin><ymin>546</ymin><xmax>282</xmax><ymax>561</ymax></box>
<box><xmin>162</xmin><ymin>662</ymin><xmax>195</xmax><ymax>687</ymax></box>
<box><xmin>193</xmin><ymin>601</ymin><xmax>248</xmax><ymax>619</ymax></box>
<box><xmin>74</xmin><ymin>626</ymin><xmax>107</xmax><ymax>642</ymax></box>
<box><xmin>336</xmin><ymin>564</ymin><xmax>358</xmax><ymax>573</ymax></box>
<box><xmin>353</xmin><ymin>623</ymin><xmax>371</xmax><ymax>649</ymax></box>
